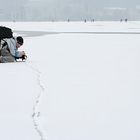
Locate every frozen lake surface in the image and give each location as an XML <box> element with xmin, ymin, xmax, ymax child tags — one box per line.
<box><xmin>0</xmin><ymin>21</ymin><xmax>140</xmax><ymax>140</ymax></box>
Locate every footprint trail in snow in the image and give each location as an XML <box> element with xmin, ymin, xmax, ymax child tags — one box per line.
<box><xmin>25</xmin><ymin>62</ymin><xmax>47</xmax><ymax>140</ymax></box>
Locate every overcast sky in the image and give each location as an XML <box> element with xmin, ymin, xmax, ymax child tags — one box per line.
<box><xmin>2</xmin><ymin>0</ymin><xmax>140</xmax><ymax>8</ymax></box>
<box><xmin>36</xmin><ymin>0</ymin><xmax>140</xmax><ymax>7</ymax></box>
<box><xmin>1</xmin><ymin>0</ymin><xmax>140</xmax><ymax>21</ymax></box>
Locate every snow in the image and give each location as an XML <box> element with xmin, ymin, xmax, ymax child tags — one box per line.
<box><xmin>0</xmin><ymin>21</ymin><xmax>140</xmax><ymax>140</ymax></box>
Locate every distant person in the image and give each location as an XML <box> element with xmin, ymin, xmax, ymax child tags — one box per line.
<box><xmin>125</xmin><ymin>18</ymin><xmax>128</xmax><ymax>22</ymax></box>
<box><xmin>0</xmin><ymin>36</ymin><xmax>27</xmax><ymax>63</ymax></box>
<box><xmin>120</xmin><ymin>19</ymin><xmax>123</xmax><ymax>22</ymax></box>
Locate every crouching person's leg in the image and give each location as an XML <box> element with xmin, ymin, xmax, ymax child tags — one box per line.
<box><xmin>0</xmin><ymin>47</ymin><xmax>15</xmax><ymax>63</ymax></box>
<box><xmin>0</xmin><ymin>56</ymin><xmax>3</xmax><ymax>63</ymax></box>
<box><xmin>0</xmin><ymin>56</ymin><xmax>15</xmax><ymax>63</ymax></box>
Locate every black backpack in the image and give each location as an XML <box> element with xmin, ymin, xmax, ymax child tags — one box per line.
<box><xmin>0</xmin><ymin>26</ymin><xmax>13</xmax><ymax>54</ymax></box>
<box><xmin>0</xmin><ymin>26</ymin><xmax>13</xmax><ymax>40</ymax></box>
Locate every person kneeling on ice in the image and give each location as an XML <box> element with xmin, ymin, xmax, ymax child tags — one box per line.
<box><xmin>0</xmin><ymin>36</ymin><xmax>27</xmax><ymax>63</ymax></box>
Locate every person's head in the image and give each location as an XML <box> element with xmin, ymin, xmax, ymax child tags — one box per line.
<box><xmin>16</xmin><ymin>36</ymin><xmax>24</xmax><ymax>48</ymax></box>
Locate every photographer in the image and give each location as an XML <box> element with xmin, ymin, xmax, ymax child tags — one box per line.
<box><xmin>0</xmin><ymin>36</ymin><xmax>27</xmax><ymax>63</ymax></box>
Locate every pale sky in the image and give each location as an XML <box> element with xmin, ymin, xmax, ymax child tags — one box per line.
<box><xmin>1</xmin><ymin>0</ymin><xmax>140</xmax><ymax>21</ymax></box>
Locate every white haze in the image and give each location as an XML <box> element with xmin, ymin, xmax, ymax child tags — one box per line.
<box><xmin>0</xmin><ymin>0</ymin><xmax>140</xmax><ymax>21</ymax></box>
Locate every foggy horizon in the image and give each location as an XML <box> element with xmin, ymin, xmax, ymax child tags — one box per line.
<box><xmin>0</xmin><ymin>0</ymin><xmax>140</xmax><ymax>21</ymax></box>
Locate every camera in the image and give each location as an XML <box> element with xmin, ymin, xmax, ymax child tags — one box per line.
<box><xmin>15</xmin><ymin>54</ymin><xmax>27</xmax><ymax>61</ymax></box>
<box><xmin>21</xmin><ymin>54</ymin><xmax>27</xmax><ymax>60</ymax></box>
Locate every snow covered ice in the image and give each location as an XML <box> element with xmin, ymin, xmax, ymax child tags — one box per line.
<box><xmin>0</xmin><ymin>21</ymin><xmax>140</xmax><ymax>140</ymax></box>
